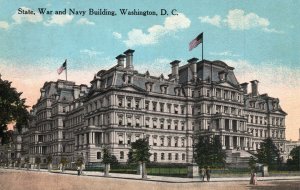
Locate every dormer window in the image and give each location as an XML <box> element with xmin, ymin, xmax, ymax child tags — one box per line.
<box><xmin>218</xmin><ymin>70</ymin><xmax>228</xmax><ymax>81</ymax></box>
<box><xmin>160</xmin><ymin>85</ymin><xmax>168</xmax><ymax>94</ymax></box>
<box><xmin>145</xmin><ymin>82</ymin><xmax>153</xmax><ymax>92</ymax></box>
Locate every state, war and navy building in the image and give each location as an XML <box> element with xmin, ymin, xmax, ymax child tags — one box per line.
<box><xmin>20</xmin><ymin>49</ymin><xmax>287</xmax><ymax>166</ymax></box>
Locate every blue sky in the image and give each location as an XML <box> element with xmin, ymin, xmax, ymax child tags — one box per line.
<box><xmin>0</xmin><ymin>0</ymin><xmax>300</xmax><ymax>140</ymax></box>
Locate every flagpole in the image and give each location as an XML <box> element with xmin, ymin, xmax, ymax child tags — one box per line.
<box><xmin>65</xmin><ymin>59</ymin><xmax>67</xmax><ymax>81</ymax></box>
<box><xmin>202</xmin><ymin>33</ymin><xmax>204</xmax><ymax>62</ymax></box>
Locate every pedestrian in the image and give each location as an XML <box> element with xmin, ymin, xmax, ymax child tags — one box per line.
<box><xmin>253</xmin><ymin>173</ymin><xmax>258</xmax><ymax>185</ymax></box>
<box><xmin>200</xmin><ymin>167</ymin><xmax>205</xmax><ymax>181</ymax></box>
<box><xmin>206</xmin><ymin>166</ymin><xmax>211</xmax><ymax>182</ymax></box>
<box><xmin>249</xmin><ymin>172</ymin><xmax>254</xmax><ymax>184</ymax></box>
<box><xmin>77</xmin><ymin>166</ymin><xmax>80</xmax><ymax>176</ymax></box>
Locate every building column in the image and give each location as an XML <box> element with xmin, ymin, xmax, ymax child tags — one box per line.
<box><xmin>237</xmin><ymin>136</ymin><xmax>240</xmax><ymax>148</ymax></box>
<box><xmin>124</xmin><ymin>132</ymin><xmax>127</xmax><ymax>147</ymax></box>
<box><xmin>220</xmin><ymin>118</ymin><xmax>224</xmax><ymax>130</ymax></box>
<box><xmin>84</xmin><ymin>134</ymin><xmax>87</xmax><ymax>145</ymax></box>
<box><xmin>229</xmin><ymin>120</ymin><xmax>232</xmax><ymax>131</ymax></box>
<box><xmin>101</xmin><ymin>132</ymin><xmax>104</xmax><ymax>144</ymax></box>
<box><xmin>244</xmin><ymin>138</ymin><xmax>248</xmax><ymax>150</ymax></box>
<box><xmin>92</xmin><ymin>132</ymin><xmax>95</xmax><ymax>144</ymax></box>
<box><xmin>221</xmin><ymin>135</ymin><xmax>226</xmax><ymax>149</ymax></box>
<box><xmin>229</xmin><ymin>136</ymin><xmax>233</xmax><ymax>149</ymax></box>
<box><xmin>89</xmin><ymin>132</ymin><xmax>92</xmax><ymax>144</ymax></box>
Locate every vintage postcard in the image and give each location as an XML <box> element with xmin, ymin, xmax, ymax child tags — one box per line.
<box><xmin>0</xmin><ymin>0</ymin><xmax>299</xmax><ymax>189</ymax></box>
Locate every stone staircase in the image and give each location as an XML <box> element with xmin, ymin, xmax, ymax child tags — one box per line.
<box><xmin>225</xmin><ymin>150</ymin><xmax>256</xmax><ymax>168</ymax></box>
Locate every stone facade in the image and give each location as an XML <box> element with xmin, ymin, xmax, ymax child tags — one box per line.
<box><xmin>21</xmin><ymin>49</ymin><xmax>287</xmax><ymax>165</ymax></box>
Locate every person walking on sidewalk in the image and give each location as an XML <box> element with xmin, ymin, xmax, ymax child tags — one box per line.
<box><xmin>77</xmin><ymin>166</ymin><xmax>81</xmax><ymax>176</ymax></box>
<box><xmin>200</xmin><ymin>167</ymin><xmax>205</xmax><ymax>181</ymax></box>
<box><xmin>205</xmin><ymin>166</ymin><xmax>211</xmax><ymax>182</ymax></box>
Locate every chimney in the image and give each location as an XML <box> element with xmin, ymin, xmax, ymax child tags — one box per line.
<box><xmin>188</xmin><ymin>57</ymin><xmax>199</xmax><ymax>80</ymax></box>
<box><xmin>250</xmin><ymin>80</ymin><xmax>259</xmax><ymax>96</ymax></box>
<box><xmin>124</xmin><ymin>49</ymin><xmax>135</xmax><ymax>69</ymax></box>
<box><xmin>73</xmin><ymin>86</ymin><xmax>80</xmax><ymax>99</ymax></box>
<box><xmin>170</xmin><ymin>60</ymin><xmax>180</xmax><ymax>80</ymax></box>
<box><xmin>240</xmin><ymin>82</ymin><xmax>249</xmax><ymax>94</ymax></box>
<box><xmin>40</xmin><ymin>88</ymin><xmax>45</xmax><ymax>98</ymax></box>
<box><xmin>116</xmin><ymin>54</ymin><xmax>126</xmax><ymax>68</ymax></box>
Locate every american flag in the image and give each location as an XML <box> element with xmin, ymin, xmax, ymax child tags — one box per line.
<box><xmin>57</xmin><ymin>60</ymin><xmax>67</xmax><ymax>75</ymax></box>
<box><xmin>189</xmin><ymin>33</ymin><xmax>203</xmax><ymax>51</ymax></box>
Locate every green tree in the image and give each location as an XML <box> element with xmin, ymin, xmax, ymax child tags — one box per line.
<box><xmin>128</xmin><ymin>138</ymin><xmax>151</xmax><ymax>179</ymax></box>
<box><xmin>24</xmin><ymin>157</ymin><xmax>30</xmax><ymax>170</ymax></box>
<box><xmin>248</xmin><ymin>156</ymin><xmax>257</xmax><ymax>171</ymax></box>
<box><xmin>46</xmin><ymin>155</ymin><xmax>53</xmax><ymax>171</ymax></box>
<box><xmin>102</xmin><ymin>146</ymin><xmax>116</xmax><ymax>176</ymax></box>
<box><xmin>194</xmin><ymin>135</ymin><xmax>226</xmax><ymax>168</ymax></box>
<box><xmin>60</xmin><ymin>157</ymin><xmax>68</xmax><ymax>172</ymax></box>
<box><xmin>257</xmin><ymin>138</ymin><xmax>281</xmax><ymax>169</ymax></box>
<box><xmin>35</xmin><ymin>156</ymin><xmax>41</xmax><ymax>171</ymax></box>
<box><xmin>0</xmin><ymin>76</ymin><xmax>29</xmax><ymax>144</ymax></box>
<box><xmin>287</xmin><ymin>146</ymin><xmax>300</xmax><ymax>170</ymax></box>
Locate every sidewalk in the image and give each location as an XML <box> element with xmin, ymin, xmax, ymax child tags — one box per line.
<box><xmin>2</xmin><ymin>167</ymin><xmax>300</xmax><ymax>183</ymax></box>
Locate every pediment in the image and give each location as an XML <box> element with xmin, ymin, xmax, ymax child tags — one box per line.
<box><xmin>218</xmin><ymin>81</ymin><xmax>237</xmax><ymax>88</ymax></box>
<box><xmin>119</xmin><ymin>84</ymin><xmax>146</xmax><ymax>93</ymax></box>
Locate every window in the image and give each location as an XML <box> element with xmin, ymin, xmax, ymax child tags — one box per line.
<box><xmin>160</xmin><ymin>137</ymin><xmax>164</xmax><ymax>146</ymax></box>
<box><xmin>118</xmin><ymin>135</ymin><xmax>124</xmax><ymax>144</ymax></box>
<box><xmin>153</xmin><ymin>119</ymin><xmax>157</xmax><ymax>129</ymax></box>
<box><xmin>160</xmin><ymin>103</ymin><xmax>164</xmax><ymax>112</ymax></box>
<box><xmin>127</xmin><ymin>136</ymin><xmax>131</xmax><ymax>145</ymax></box>
<box><xmin>127</xmin><ymin>98</ymin><xmax>132</xmax><ymax>108</ymax></box>
<box><xmin>181</xmin><ymin>139</ymin><xmax>185</xmax><ymax>147</ymax></box>
<box><xmin>182</xmin><ymin>153</ymin><xmax>186</xmax><ymax>160</ymax></box>
<box><xmin>136</xmin><ymin>117</ymin><xmax>140</xmax><ymax>127</ymax></box>
<box><xmin>174</xmin><ymin>122</ymin><xmax>178</xmax><ymax>130</ymax></box>
<box><xmin>145</xmin><ymin>119</ymin><xmax>149</xmax><ymax>128</ymax></box>
<box><xmin>118</xmin><ymin>116</ymin><xmax>123</xmax><ymax>125</ymax></box>
<box><xmin>168</xmin><ymin>153</ymin><xmax>172</xmax><ymax>160</ymax></box>
<box><xmin>160</xmin><ymin>120</ymin><xmax>164</xmax><ymax>129</ymax></box>
<box><xmin>181</xmin><ymin>106</ymin><xmax>185</xmax><ymax>114</ymax></box>
<box><xmin>97</xmin><ymin>152</ymin><xmax>101</xmax><ymax>159</ymax></box>
<box><xmin>175</xmin><ymin>153</ymin><xmax>179</xmax><ymax>160</ymax></box>
<box><xmin>135</xmin><ymin>100</ymin><xmax>140</xmax><ymax>109</ymax></box>
<box><xmin>206</xmin><ymin>89</ymin><xmax>210</xmax><ymax>97</ymax></box>
<box><xmin>154</xmin><ymin>153</ymin><xmax>157</xmax><ymax>162</ymax></box>
<box><xmin>167</xmin><ymin>104</ymin><xmax>171</xmax><ymax>113</ymax></box>
<box><xmin>120</xmin><ymin>151</ymin><xmax>124</xmax><ymax>159</ymax></box>
<box><xmin>175</xmin><ymin>139</ymin><xmax>178</xmax><ymax>147</ymax></box>
<box><xmin>127</xmin><ymin>117</ymin><xmax>132</xmax><ymax>127</ymax></box>
<box><xmin>145</xmin><ymin>101</ymin><xmax>149</xmax><ymax>110</ymax></box>
<box><xmin>167</xmin><ymin>137</ymin><xmax>171</xmax><ymax>147</ymax></box>
<box><xmin>181</xmin><ymin>123</ymin><xmax>185</xmax><ymax>131</ymax></box>
<box><xmin>167</xmin><ymin>121</ymin><xmax>171</xmax><ymax>130</ymax></box>
<box><xmin>153</xmin><ymin>137</ymin><xmax>157</xmax><ymax>146</ymax></box>
<box><xmin>161</xmin><ymin>153</ymin><xmax>165</xmax><ymax>160</ymax></box>
<box><xmin>174</xmin><ymin>105</ymin><xmax>179</xmax><ymax>114</ymax></box>
<box><xmin>152</xmin><ymin>102</ymin><xmax>157</xmax><ymax>111</ymax></box>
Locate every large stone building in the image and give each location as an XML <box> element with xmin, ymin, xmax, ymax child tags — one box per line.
<box><xmin>21</xmin><ymin>49</ymin><xmax>287</xmax><ymax>166</ymax></box>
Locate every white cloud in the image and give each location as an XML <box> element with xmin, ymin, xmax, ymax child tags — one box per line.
<box><xmin>44</xmin><ymin>15</ymin><xmax>73</xmax><ymax>26</ymax></box>
<box><xmin>80</xmin><ymin>49</ymin><xmax>102</xmax><ymax>57</ymax></box>
<box><xmin>0</xmin><ymin>21</ymin><xmax>9</xmax><ymax>30</ymax></box>
<box><xmin>198</xmin><ymin>15</ymin><xmax>221</xmax><ymax>27</ymax></box>
<box><xmin>77</xmin><ymin>18</ymin><xmax>95</xmax><ymax>25</ymax></box>
<box><xmin>113</xmin><ymin>32</ymin><xmax>122</xmax><ymax>39</ymax></box>
<box><xmin>12</xmin><ymin>7</ymin><xmax>43</xmax><ymax>24</ymax></box>
<box><xmin>262</xmin><ymin>27</ymin><xmax>283</xmax><ymax>34</ymax></box>
<box><xmin>225</xmin><ymin>9</ymin><xmax>269</xmax><ymax>30</ymax></box>
<box><xmin>124</xmin><ymin>13</ymin><xmax>191</xmax><ymax>47</ymax></box>
<box><xmin>210</xmin><ymin>51</ymin><xmax>239</xmax><ymax>57</ymax></box>
<box><xmin>199</xmin><ymin>9</ymin><xmax>281</xmax><ymax>33</ymax></box>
